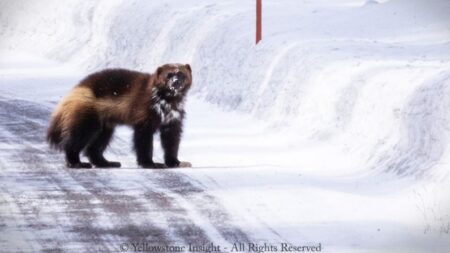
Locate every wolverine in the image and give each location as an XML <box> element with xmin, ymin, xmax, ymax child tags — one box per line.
<box><xmin>47</xmin><ymin>63</ymin><xmax>192</xmax><ymax>169</ymax></box>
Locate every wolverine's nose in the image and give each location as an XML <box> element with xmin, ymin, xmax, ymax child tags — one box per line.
<box><xmin>169</xmin><ymin>72</ymin><xmax>186</xmax><ymax>91</ymax></box>
<box><xmin>172</xmin><ymin>80</ymin><xmax>182</xmax><ymax>89</ymax></box>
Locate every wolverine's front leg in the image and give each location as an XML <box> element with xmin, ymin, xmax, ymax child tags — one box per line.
<box><xmin>133</xmin><ymin>122</ymin><xmax>165</xmax><ymax>169</ymax></box>
<box><xmin>160</xmin><ymin>121</ymin><xmax>191</xmax><ymax>168</ymax></box>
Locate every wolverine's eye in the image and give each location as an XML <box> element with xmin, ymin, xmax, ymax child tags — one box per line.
<box><xmin>167</xmin><ymin>73</ymin><xmax>175</xmax><ymax>79</ymax></box>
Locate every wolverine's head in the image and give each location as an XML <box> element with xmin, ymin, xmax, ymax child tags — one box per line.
<box><xmin>155</xmin><ymin>63</ymin><xmax>192</xmax><ymax>99</ymax></box>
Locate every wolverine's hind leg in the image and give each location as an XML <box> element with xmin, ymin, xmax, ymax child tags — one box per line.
<box><xmin>85</xmin><ymin>126</ymin><xmax>121</xmax><ymax>168</ymax></box>
<box><xmin>64</xmin><ymin>109</ymin><xmax>101</xmax><ymax>168</ymax></box>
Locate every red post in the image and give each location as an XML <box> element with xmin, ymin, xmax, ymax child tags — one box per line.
<box><xmin>256</xmin><ymin>0</ymin><xmax>262</xmax><ymax>44</ymax></box>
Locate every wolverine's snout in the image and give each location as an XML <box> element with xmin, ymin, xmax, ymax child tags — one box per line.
<box><xmin>168</xmin><ymin>72</ymin><xmax>186</xmax><ymax>90</ymax></box>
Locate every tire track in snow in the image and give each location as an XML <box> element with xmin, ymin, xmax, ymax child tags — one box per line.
<box><xmin>150</xmin><ymin>171</ymin><xmax>252</xmax><ymax>244</ymax></box>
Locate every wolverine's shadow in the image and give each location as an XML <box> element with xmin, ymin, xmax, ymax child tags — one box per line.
<box><xmin>69</xmin><ymin>164</ymin><xmax>280</xmax><ymax>170</ymax></box>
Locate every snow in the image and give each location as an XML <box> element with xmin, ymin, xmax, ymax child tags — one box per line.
<box><xmin>1</xmin><ymin>0</ymin><xmax>450</xmax><ymax>252</ymax></box>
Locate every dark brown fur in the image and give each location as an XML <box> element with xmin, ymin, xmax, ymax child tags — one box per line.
<box><xmin>47</xmin><ymin>64</ymin><xmax>192</xmax><ymax>168</ymax></box>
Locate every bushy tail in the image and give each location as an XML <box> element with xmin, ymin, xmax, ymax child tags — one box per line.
<box><xmin>47</xmin><ymin>113</ymin><xmax>65</xmax><ymax>150</ymax></box>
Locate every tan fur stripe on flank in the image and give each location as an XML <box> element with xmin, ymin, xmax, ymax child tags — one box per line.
<box><xmin>53</xmin><ymin>86</ymin><xmax>150</xmax><ymax>132</ymax></box>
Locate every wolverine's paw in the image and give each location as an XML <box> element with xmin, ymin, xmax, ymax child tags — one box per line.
<box><xmin>165</xmin><ymin>159</ymin><xmax>180</xmax><ymax>168</ymax></box>
<box><xmin>93</xmin><ymin>161</ymin><xmax>121</xmax><ymax>168</ymax></box>
<box><xmin>179</xmin><ymin>161</ymin><xmax>192</xmax><ymax>168</ymax></box>
<box><xmin>67</xmin><ymin>162</ymin><xmax>92</xmax><ymax>169</ymax></box>
<box><xmin>165</xmin><ymin>159</ymin><xmax>192</xmax><ymax>168</ymax></box>
<box><xmin>139</xmin><ymin>162</ymin><xmax>167</xmax><ymax>169</ymax></box>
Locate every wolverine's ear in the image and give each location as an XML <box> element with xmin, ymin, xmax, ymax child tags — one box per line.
<box><xmin>185</xmin><ymin>64</ymin><xmax>191</xmax><ymax>73</ymax></box>
<box><xmin>156</xmin><ymin>66</ymin><xmax>164</xmax><ymax>77</ymax></box>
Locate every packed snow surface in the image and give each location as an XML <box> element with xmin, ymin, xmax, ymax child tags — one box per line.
<box><xmin>0</xmin><ymin>0</ymin><xmax>450</xmax><ymax>252</ymax></box>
